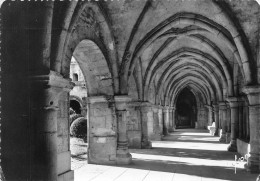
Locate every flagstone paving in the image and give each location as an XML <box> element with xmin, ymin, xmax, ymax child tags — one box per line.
<box><xmin>74</xmin><ymin>129</ymin><xmax>258</xmax><ymax>181</ymax></box>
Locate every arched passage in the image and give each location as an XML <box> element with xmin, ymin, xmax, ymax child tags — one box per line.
<box><xmin>175</xmin><ymin>88</ymin><xmax>197</xmax><ymax>129</ymax></box>
<box><xmin>1</xmin><ymin>1</ymin><xmax>260</xmax><ymax>180</ymax></box>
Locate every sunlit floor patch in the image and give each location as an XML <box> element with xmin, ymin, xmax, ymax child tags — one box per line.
<box><xmin>74</xmin><ymin>129</ymin><xmax>258</xmax><ymax>181</ymax></box>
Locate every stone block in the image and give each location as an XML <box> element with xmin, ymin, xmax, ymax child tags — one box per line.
<box><xmin>58</xmin><ymin>151</ymin><xmax>71</xmax><ymax>175</ymax></box>
<box><xmin>58</xmin><ymin>170</ymin><xmax>74</xmax><ymax>181</ymax></box>
<box><xmin>237</xmin><ymin>139</ymin><xmax>250</xmax><ymax>158</ymax></box>
<box><xmin>88</xmin><ymin>136</ymin><xmax>117</xmax><ymax>164</ymax></box>
<box><xmin>226</xmin><ymin>133</ymin><xmax>231</xmax><ymax>143</ymax></box>
<box><xmin>92</xmin><ymin>107</ymin><xmax>111</xmax><ymax>116</ymax></box>
<box><xmin>57</xmin><ymin>118</ymin><xmax>69</xmax><ymax>136</ymax></box>
<box><xmin>57</xmin><ymin>134</ymin><xmax>69</xmax><ymax>153</ymax></box>
<box><xmin>93</xmin><ymin>116</ymin><xmax>106</xmax><ymax>128</ymax></box>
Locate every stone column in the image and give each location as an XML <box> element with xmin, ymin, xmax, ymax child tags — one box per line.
<box><xmin>115</xmin><ymin>96</ymin><xmax>132</xmax><ymax>164</ymax></box>
<box><xmin>158</xmin><ymin>106</ymin><xmax>164</xmax><ymax>135</ymax></box>
<box><xmin>226</xmin><ymin>97</ymin><xmax>242</xmax><ymax>152</ymax></box>
<box><xmin>226</xmin><ymin>106</ymin><xmax>231</xmax><ymax>143</ymax></box>
<box><xmin>238</xmin><ymin>103</ymin><xmax>243</xmax><ymax>139</ymax></box>
<box><xmin>197</xmin><ymin>106</ymin><xmax>207</xmax><ymax>129</ymax></box>
<box><xmin>87</xmin><ymin>96</ymin><xmax>117</xmax><ymax>164</ymax></box>
<box><xmin>163</xmin><ymin>107</ymin><xmax>169</xmax><ymax>135</ymax></box>
<box><xmin>126</xmin><ymin>101</ymin><xmax>142</xmax><ymax>149</ymax></box>
<box><xmin>151</xmin><ymin>106</ymin><xmax>161</xmax><ymax>140</ymax></box>
<box><xmin>168</xmin><ymin>107</ymin><xmax>173</xmax><ymax>132</ymax></box>
<box><xmin>213</xmin><ymin>104</ymin><xmax>219</xmax><ymax>136</ymax></box>
<box><xmin>219</xmin><ymin>102</ymin><xmax>227</xmax><ymax>143</ymax></box>
<box><xmin>205</xmin><ymin>105</ymin><xmax>213</xmax><ymax>126</ymax></box>
<box><xmin>243</xmin><ymin>85</ymin><xmax>260</xmax><ymax>173</ymax></box>
<box><xmin>140</xmin><ymin>102</ymin><xmax>152</xmax><ymax>148</ymax></box>
<box><xmin>172</xmin><ymin>107</ymin><xmax>176</xmax><ymax>131</ymax></box>
<box><xmin>29</xmin><ymin>71</ymin><xmax>74</xmax><ymax>180</ymax></box>
<box><xmin>80</xmin><ymin>97</ymin><xmax>88</xmax><ymax>117</ymax></box>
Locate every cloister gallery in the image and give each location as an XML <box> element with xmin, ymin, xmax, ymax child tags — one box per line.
<box><xmin>1</xmin><ymin>0</ymin><xmax>260</xmax><ymax>180</ymax></box>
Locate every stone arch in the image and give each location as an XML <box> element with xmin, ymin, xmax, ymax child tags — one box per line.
<box><xmin>168</xmin><ymin>77</ymin><xmax>215</xmax><ymax>105</ymax></box>
<box><xmin>159</xmin><ymin>69</ymin><xmax>221</xmax><ymax>103</ymax></box>
<box><xmin>172</xmin><ymin>82</ymin><xmax>209</xmax><ymax>106</ymax></box>
<box><xmin>70</xmin><ymin>95</ymin><xmax>83</xmax><ymax>108</ymax></box>
<box><xmin>143</xmin><ymin>36</ymin><xmax>232</xmax><ymax>94</ymax></box>
<box><xmin>155</xmin><ymin>60</ymin><xmax>228</xmax><ymax>102</ymax></box>
<box><xmin>165</xmin><ymin>66</ymin><xmax>222</xmax><ymax>99</ymax></box>
<box><xmin>144</xmin><ymin>48</ymin><xmax>231</xmax><ymax>99</ymax></box>
<box><xmin>72</xmin><ymin>39</ymin><xmax>114</xmax><ymax>96</ymax></box>
<box><xmin>51</xmin><ymin>2</ymin><xmax>119</xmax><ymax>94</ymax></box>
<box><xmin>119</xmin><ymin>8</ymin><xmax>254</xmax><ymax>93</ymax></box>
<box><xmin>174</xmin><ymin>87</ymin><xmax>198</xmax><ymax>128</ymax></box>
<box><xmin>173</xmin><ymin>86</ymin><xmax>201</xmax><ymax>110</ymax></box>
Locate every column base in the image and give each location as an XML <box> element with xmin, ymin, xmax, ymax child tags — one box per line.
<box><xmin>150</xmin><ymin>133</ymin><xmax>162</xmax><ymax>141</ymax></box>
<box><xmin>214</xmin><ymin>128</ymin><xmax>219</xmax><ymax>136</ymax></box>
<box><xmin>58</xmin><ymin>170</ymin><xmax>74</xmax><ymax>181</ymax></box>
<box><xmin>141</xmin><ymin>140</ymin><xmax>152</xmax><ymax>149</ymax></box>
<box><xmin>227</xmin><ymin>140</ymin><xmax>237</xmax><ymax>152</ymax></box>
<box><xmin>116</xmin><ymin>150</ymin><xmax>132</xmax><ymax>165</ymax></box>
<box><xmin>226</xmin><ymin>133</ymin><xmax>231</xmax><ymax>143</ymax></box>
<box><xmin>168</xmin><ymin>127</ymin><xmax>175</xmax><ymax>132</ymax></box>
<box><xmin>163</xmin><ymin>128</ymin><xmax>169</xmax><ymax>136</ymax></box>
<box><xmin>219</xmin><ymin>133</ymin><xmax>226</xmax><ymax>143</ymax></box>
<box><xmin>244</xmin><ymin>153</ymin><xmax>260</xmax><ymax>173</ymax></box>
<box><xmin>195</xmin><ymin>122</ymin><xmax>199</xmax><ymax>129</ymax></box>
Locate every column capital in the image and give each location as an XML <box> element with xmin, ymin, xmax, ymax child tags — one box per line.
<box><xmin>86</xmin><ymin>95</ymin><xmax>113</xmax><ymax>104</ymax></box>
<box><xmin>162</xmin><ymin>106</ymin><xmax>169</xmax><ymax>113</ymax></box>
<box><xmin>218</xmin><ymin>101</ymin><xmax>227</xmax><ymax>110</ymax></box>
<box><xmin>114</xmin><ymin>95</ymin><xmax>132</xmax><ymax>111</ymax></box>
<box><xmin>242</xmin><ymin>85</ymin><xmax>260</xmax><ymax>105</ymax></box>
<box><xmin>213</xmin><ymin>104</ymin><xmax>219</xmax><ymax>111</ymax></box>
<box><xmin>168</xmin><ymin>107</ymin><xmax>175</xmax><ymax>112</ymax></box>
<box><xmin>157</xmin><ymin>105</ymin><xmax>164</xmax><ymax>110</ymax></box>
<box><xmin>152</xmin><ymin>106</ymin><xmax>159</xmax><ymax>112</ymax></box>
<box><xmin>168</xmin><ymin>106</ymin><xmax>175</xmax><ymax>110</ymax></box>
<box><xmin>86</xmin><ymin>95</ymin><xmax>132</xmax><ymax>110</ymax></box>
<box><xmin>127</xmin><ymin>101</ymin><xmax>142</xmax><ymax>109</ymax></box>
<box><xmin>29</xmin><ymin>71</ymin><xmax>74</xmax><ymax>109</ymax></box>
<box><xmin>29</xmin><ymin>70</ymin><xmax>74</xmax><ymax>91</ymax></box>
<box><xmin>226</xmin><ymin>97</ymin><xmax>243</xmax><ymax>108</ymax></box>
<box><xmin>140</xmin><ymin>102</ymin><xmax>153</xmax><ymax>112</ymax></box>
<box><xmin>205</xmin><ymin>105</ymin><xmax>213</xmax><ymax>110</ymax></box>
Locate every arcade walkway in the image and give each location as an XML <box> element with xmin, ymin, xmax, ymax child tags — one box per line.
<box><xmin>74</xmin><ymin>129</ymin><xmax>258</xmax><ymax>181</ymax></box>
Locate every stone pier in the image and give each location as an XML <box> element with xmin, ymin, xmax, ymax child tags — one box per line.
<box><xmin>243</xmin><ymin>86</ymin><xmax>260</xmax><ymax>173</ymax></box>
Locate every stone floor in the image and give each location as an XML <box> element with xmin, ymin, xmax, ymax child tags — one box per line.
<box><xmin>74</xmin><ymin>129</ymin><xmax>258</xmax><ymax>181</ymax></box>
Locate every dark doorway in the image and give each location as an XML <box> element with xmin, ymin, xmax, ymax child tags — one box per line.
<box><xmin>176</xmin><ymin>88</ymin><xmax>197</xmax><ymax>128</ymax></box>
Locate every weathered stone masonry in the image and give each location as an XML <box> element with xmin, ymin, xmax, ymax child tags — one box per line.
<box><xmin>1</xmin><ymin>0</ymin><xmax>260</xmax><ymax>180</ymax></box>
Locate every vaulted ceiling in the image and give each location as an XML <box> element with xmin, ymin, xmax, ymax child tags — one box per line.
<box><xmin>5</xmin><ymin>0</ymin><xmax>258</xmax><ymax>107</ymax></box>
<box><xmin>103</xmin><ymin>0</ymin><xmax>259</xmax><ymax>106</ymax></box>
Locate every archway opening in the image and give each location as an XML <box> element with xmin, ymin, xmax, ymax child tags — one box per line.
<box><xmin>68</xmin><ymin>39</ymin><xmax>114</xmax><ymax>170</ymax></box>
<box><xmin>69</xmin><ymin>56</ymin><xmax>88</xmax><ymax>171</ymax></box>
<box><xmin>70</xmin><ymin>100</ymin><xmax>81</xmax><ymax>114</ymax></box>
<box><xmin>176</xmin><ymin>88</ymin><xmax>197</xmax><ymax>129</ymax></box>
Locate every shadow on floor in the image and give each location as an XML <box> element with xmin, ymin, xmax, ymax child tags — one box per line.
<box><xmin>130</xmin><ymin>147</ymin><xmax>237</xmax><ymax>161</ymax></box>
